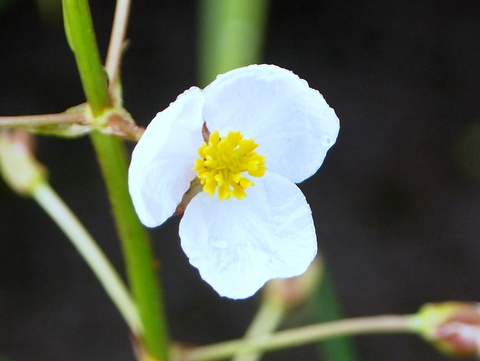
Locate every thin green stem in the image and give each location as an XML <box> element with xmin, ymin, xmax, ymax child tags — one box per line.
<box><xmin>233</xmin><ymin>262</ymin><xmax>322</xmax><ymax>361</ymax></box>
<box><xmin>197</xmin><ymin>0</ymin><xmax>269</xmax><ymax>86</ymax></box>
<box><xmin>242</xmin><ymin>296</ymin><xmax>285</xmax><ymax>338</ymax></box>
<box><xmin>232</xmin><ymin>290</ymin><xmax>286</xmax><ymax>361</ymax></box>
<box><xmin>62</xmin><ymin>0</ymin><xmax>110</xmax><ymax>115</ymax></box>
<box><xmin>105</xmin><ymin>0</ymin><xmax>131</xmax><ymax>93</ymax></box>
<box><xmin>182</xmin><ymin>315</ymin><xmax>417</xmax><ymax>361</ymax></box>
<box><xmin>32</xmin><ymin>181</ymin><xmax>142</xmax><ymax>335</ymax></box>
<box><xmin>90</xmin><ymin>131</ymin><xmax>169</xmax><ymax>361</ymax></box>
<box><xmin>0</xmin><ymin>113</ymin><xmax>85</xmax><ymax>128</ymax></box>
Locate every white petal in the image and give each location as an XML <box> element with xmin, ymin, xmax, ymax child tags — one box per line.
<box><xmin>179</xmin><ymin>172</ymin><xmax>317</xmax><ymax>299</ymax></box>
<box><xmin>128</xmin><ymin>87</ymin><xmax>205</xmax><ymax>227</ymax></box>
<box><xmin>202</xmin><ymin>64</ymin><xmax>340</xmax><ymax>183</ymax></box>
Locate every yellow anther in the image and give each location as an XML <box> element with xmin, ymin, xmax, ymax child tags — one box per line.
<box><xmin>194</xmin><ymin>130</ymin><xmax>266</xmax><ymax>200</ymax></box>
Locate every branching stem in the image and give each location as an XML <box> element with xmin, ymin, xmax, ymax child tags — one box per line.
<box><xmin>182</xmin><ymin>315</ymin><xmax>417</xmax><ymax>361</ymax></box>
<box><xmin>0</xmin><ymin>113</ymin><xmax>85</xmax><ymax>128</ymax></box>
<box><xmin>105</xmin><ymin>0</ymin><xmax>131</xmax><ymax>90</ymax></box>
<box><xmin>32</xmin><ymin>181</ymin><xmax>143</xmax><ymax>335</ymax></box>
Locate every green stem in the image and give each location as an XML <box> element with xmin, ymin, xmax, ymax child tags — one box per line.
<box><xmin>232</xmin><ymin>290</ymin><xmax>286</xmax><ymax>361</ymax></box>
<box><xmin>62</xmin><ymin>0</ymin><xmax>110</xmax><ymax>115</ymax></box>
<box><xmin>197</xmin><ymin>0</ymin><xmax>269</xmax><ymax>86</ymax></box>
<box><xmin>0</xmin><ymin>113</ymin><xmax>85</xmax><ymax>128</ymax></box>
<box><xmin>62</xmin><ymin>0</ymin><xmax>169</xmax><ymax>359</ymax></box>
<box><xmin>105</xmin><ymin>0</ymin><xmax>131</xmax><ymax>92</ymax></box>
<box><xmin>32</xmin><ymin>181</ymin><xmax>142</xmax><ymax>335</ymax></box>
<box><xmin>182</xmin><ymin>315</ymin><xmax>417</xmax><ymax>361</ymax></box>
<box><xmin>90</xmin><ymin>131</ymin><xmax>169</xmax><ymax>361</ymax></box>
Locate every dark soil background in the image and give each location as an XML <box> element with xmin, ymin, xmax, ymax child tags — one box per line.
<box><xmin>1</xmin><ymin>0</ymin><xmax>480</xmax><ymax>360</ymax></box>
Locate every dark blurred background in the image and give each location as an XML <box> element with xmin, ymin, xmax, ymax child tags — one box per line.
<box><xmin>1</xmin><ymin>0</ymin><xmax>480</xmax><ymax>360</ymax></box>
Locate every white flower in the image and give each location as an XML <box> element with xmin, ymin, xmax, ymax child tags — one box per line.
<box><xmin>128</xmin><ymin>64</ymin><xmax>339</xmax><ymax>299</ymax></box>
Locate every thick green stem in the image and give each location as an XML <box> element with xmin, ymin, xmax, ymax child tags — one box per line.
<box><xmin>62</xmin><ymin>0</ymin><xmax>169</xmax><ymax>359</ymax></box>
<box><xmin>62</xmin><ymin>0</ymin><xmax>110</xmax><ymax>115</ymax></box>
<box><xmin>90</xmin><ymin>131</ymin><xmax>169</xmax><ymax>360</ymax></box>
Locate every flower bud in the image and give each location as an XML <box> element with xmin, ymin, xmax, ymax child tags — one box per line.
<box><xmin>0</xmin><ymin>130</ymin><xmax>46</xmax><ymax>195</ymax></box>
<box><xmin>415</xmin><ymin>302</ymin><xmax>480</xmax><ymax>358</ymax></box>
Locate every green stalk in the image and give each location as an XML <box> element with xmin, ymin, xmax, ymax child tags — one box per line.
<box><xmin>32</xmin><ymin>181</ymin><xmax>142</xmax><ymax>335</ymax></box>
<box><xmin>62</xmin><ymin>0</ymin><xmax>169</xmax><ymax>359</ymax></box>
<box><xmin>90</xmin><ymin>131</ymin><xmax>169</xmax><ymax>360</ymax></box>
<box><xmin>183</xmin><ymin>314</ymin><xmax>416</xmax><ymax>361</ymax></box>
<box><xmin>232</xmin><ymin>292</ymin><xmax>285</xmax><ymax>361</ymax></box>
<box><xmin>0</xmin><ymin>113</ymin><xmax>84</xmax><ymax>128</ymax></box>
<box><xmin>62</xmin><ymin>0</ymin><xmax>110</xmax><ymax>115</ymax></box>
<box><xmin>0</xmin><ymin>130</ymin><xmax>140</xmax><ymax>338</ymax></box>
<box><xmin>197</xmin><ymin>0</ymin><xmax>269</xmax><ymax>86</ymax></box>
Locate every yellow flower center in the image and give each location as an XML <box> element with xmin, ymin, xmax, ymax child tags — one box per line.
<box><xmin>194</xmin><ymin>130</ymin><xmax>266</xmax><ymax>200</ymax></box>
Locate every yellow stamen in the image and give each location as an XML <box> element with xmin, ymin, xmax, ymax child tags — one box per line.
<box><xmin>194</xmin><ymin>130</ymin><xmax>266</xmax><ymax>200</ymax></box>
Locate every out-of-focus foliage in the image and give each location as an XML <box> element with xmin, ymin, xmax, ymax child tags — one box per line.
<box><xmin>454</xmin><ymin>122</ymin><xmax>480</xmax><ymax>182</ymax></box>
<box><xmin>36</xmin><ymin>0</ymin><xmax>62</xmax><ymax>25</ymax></box>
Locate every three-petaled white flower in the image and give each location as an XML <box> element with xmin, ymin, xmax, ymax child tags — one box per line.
<box><xmin>128</xmin><ymin>64</ymin><xmax>339</xmax><ymax>299</ymax></box>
